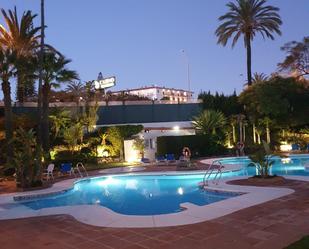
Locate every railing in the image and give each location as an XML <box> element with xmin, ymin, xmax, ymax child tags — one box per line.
<box><xmin>75</xmin><ymin>162</ymin><xmax>88</xmax><ymax>178</ymax></box>
<box><xmin>202</xmin><ymin>159</ymin><xmax>224</xmax><ymax>186</ymax></box>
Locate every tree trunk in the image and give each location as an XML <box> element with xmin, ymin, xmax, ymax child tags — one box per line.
<box><xmin>42</xmin><ymin>83</ymin><xmax>50</xmax><ymax>153</ymax></box>
<box><xmin>253</xmin><ymin>123</ymin><xmax>256</xmax><ymax>143</ymax></box>
<box><xmin>37</xmin><ymin>0</ymin><xmax>45</xmax><ymax>147</ymax></box>
<box><xmin>2</xmin><ymin>79</ymin><xmax>14</xmax><ymax>166</ymax></box>
<box><xmin>246</xmin><ymin>34</ymin><xmax>252</xmax><ymax>86</ymax></box>
<box><xmin>266</xmin><ymin>121</ymin><xmax>271</xmax><ymax>144</ymax></box>
<box><xmin>16</xmin><ymin>72</ymin><xmax>25</xmax><ymax>104</ymax></box>
<box><xmin>239</xmin><ymin>121</ymin><xmax>243</xmax><ymax>143</ymax></box>
<box><xmin>232</xmin><ymin>125</ymin><xmax>236</xmax><ymax>143</ymax></box>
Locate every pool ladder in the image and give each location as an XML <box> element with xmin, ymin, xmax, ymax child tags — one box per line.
<box><xmin>75</xmin><ymin>162</ymin><xmax>88</xmax><ymax>178</ymax></box>
<box><xmin>202</xmin><ymin>160</ymin><xmax>224</xmax><ymax>187</ymax></box>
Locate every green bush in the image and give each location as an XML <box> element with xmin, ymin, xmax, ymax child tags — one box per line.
<box><xmin>157</xmin><ymin>135</ymin><xmax>229</xmax><ymax>159</ymax></box>
<box><xmin>53</xmin><ymin>150</ymin><xmax>97</xmax><ymax>167</ymax></box>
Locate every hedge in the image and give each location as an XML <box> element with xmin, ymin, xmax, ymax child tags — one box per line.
<box><xmin>157</xmin><ymin>135</ymin><xmax>228</xmax><ymax>159</ymax></box>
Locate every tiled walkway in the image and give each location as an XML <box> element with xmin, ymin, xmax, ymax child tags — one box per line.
<box><xmin>0</xmin><ymin>179</ymin><xmax>308</xmax><ymax>249</ymax></box>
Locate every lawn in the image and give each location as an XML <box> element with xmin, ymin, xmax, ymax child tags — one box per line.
<box><xmin>285</xmin><ymin>236</ymin><xmax>309</xmax><ymax>249</ymax></box>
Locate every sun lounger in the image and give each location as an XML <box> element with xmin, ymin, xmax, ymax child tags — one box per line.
<box><xmin>166</xmin><ymin>154</ymin><xmax>177</xmax><ymax>165</ymax></box>
<box><xmin>141</xmin><ymin>158</ymin><xmax>151</xmax><ymax>164</ymax></box>
<box><xmin>60</xmin><ymin>163</ymin><xmax>75</xmax><ymax>176</ymax></box>
<box><xmin>155</xmin><ymin>155</ymin><xmax>167</xmax><ymax>165</ymax></box>
<box><xmin>291</xmin><ymin>144</ymin><xmax>300</xmax><ymax>151</ymax></box>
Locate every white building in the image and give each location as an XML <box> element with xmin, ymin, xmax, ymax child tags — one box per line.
<box><xmin>112</xmin><ymin>86</ymin><xmax>194</xmax><ymax>102</ymax></box>
<box><xmin>124</xmin><ymin>121</ymin><xmax>195</xmax><ymax>162</ymax></box>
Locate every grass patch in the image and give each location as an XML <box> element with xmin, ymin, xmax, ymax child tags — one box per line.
<box><xmin>285</xmin><ymin>236</ymin><xmax>309</xmax><ymax>249</ymax></box>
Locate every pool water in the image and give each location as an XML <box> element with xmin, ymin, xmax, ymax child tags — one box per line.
<box><xmin>22</xmin><ymin>154</ymin><xmax>309</xmax><ymax>215</ymax></box>
<box><xmin>220</xmin><ymin>154</ymin><xmax>309</xmax><ymax>177</ymax></box>
<box><xmin>23</xmin><ymin>175</ymin><xmax>240</xmax><ymax>215</ymax></box>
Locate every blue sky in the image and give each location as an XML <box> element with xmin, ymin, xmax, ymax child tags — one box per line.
<box><xmin>0</xmin><ymin>0</ymin><xmax>308</xmax><ymax>99</ymax></box>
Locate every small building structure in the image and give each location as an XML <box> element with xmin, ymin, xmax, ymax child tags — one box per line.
<box><xmin>112</xmin><ymin>85</ymin><xmax>194</xmax><ymax>103</ymax></box>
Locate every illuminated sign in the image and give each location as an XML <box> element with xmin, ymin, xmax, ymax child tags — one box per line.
<box><xmin>94</xmin><ymin>76</ymin><xmax>116</xmax><ymax>90</ymax></box>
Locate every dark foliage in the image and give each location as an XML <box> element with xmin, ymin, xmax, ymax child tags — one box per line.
<box><xmin>157</xmin><ymin>135</ymin><xmax>229</xmax><ymax>159</ymax></box>
<box><xmin>198</xmin><ymin>91</ymin><xmax>243</xmax><ymax>116</ymax></box>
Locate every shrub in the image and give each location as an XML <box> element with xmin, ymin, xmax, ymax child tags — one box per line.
<box><xmin>157</xmin><ymin>135</ymin><xmax>228</xmax><ymax>159</ymax></box>
<box><xmin>54</xmin><ymin>150</ymin><xmax>85</xmax><ymax>166</ymax></box>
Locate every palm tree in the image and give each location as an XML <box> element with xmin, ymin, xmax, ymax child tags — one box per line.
<box><xmin>229</xmin><ymin>115</ymin><xmax>238</xmax><ymax>144</ymax></box>
<box><xmin>252</xmin><ymin>72</ymin><xmax>268</xmax><ymax>84</ymax></box>
<box><xmin>0</xmin><ymin>48</ymin><xmax>16</xmax><ymax>165</ymax></box>
<box><xmin>259</xmin><ymin>117</ymin><xmax>272</xmax><ymax>144</ymax></box>
<box><xmin>41</xmin><ymin>51</ymin><xmax>78</xmax><ymax>152</ymax></box>
<box><xmin>0</xmin><ymin>7</ymin><xmax>40</xmax><ymax>103</ymax></box>
<box><xmin>192</xmin><ymin>110</ymin><xmax>227</xmax><ymax>135</ymax></box>
<box><xmin>63</xmin><ymin>122</ymin><xmax>84</xmax><ymax>154</ymax></box>
<box><xmin>236</xmin><ymin>114</ymin><xmax>246</xmax><ymax>143</ymax></box>
<box><xmin>49</xmin><ymin>108</ymin><xmax>70</xmax><ymax>139</ymax></box>
<box><xmin>215</xmin><ymin>0</ymin><xmax>282</xmax><ymax>86</ymax></box>
<box><xmin>66</xmin><ymin>81</ymin><xmax>85</xmax><ymax>104</ymax></box>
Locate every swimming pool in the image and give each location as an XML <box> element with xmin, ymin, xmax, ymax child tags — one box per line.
<box><xmin>219</xmin><ymin>154</ymin><xmax>309</xmax><ymax>177</ymax></box>
<box><xmin>23</xmin><ymin>174</ymin><xmax>240</xmax><ymax>215</ymax></box>
<box><xmin>21</xmin><ymin>154</ymin><xmax>309</xmax><ymax>215</ymax></box>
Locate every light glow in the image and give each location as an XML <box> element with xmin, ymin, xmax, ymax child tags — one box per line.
<box><xmin>173</xmin><ymin>126</ymin><xmax>180</xmax><ymax>131</ymax></box>
<box><xmin>97</xmin><ymin>176</ymin><xmax>120</xmax><ymax>187</ymax></box>
<box><xmin>125</xmin><ymin>179</ymin><xmax>138</xmax><ymax>190</ymax></box>
<box><xmin>177</xmin><ymin>187</ymin><xmax>184</xmax><ymax>195</ymax></box>
<box><xmin>281</xmin><ymin>158</ymin><xmax>292</xmax><ymax>164</ymax></box>
<box><xmin>280</xmin><ymin>144</ymin><xmax>292</xmax><ymax>151</ymax></box>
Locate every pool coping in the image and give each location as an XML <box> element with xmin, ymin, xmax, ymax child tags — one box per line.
<box><xmin>1</xmin><ymin>154</ymin><xmax>309</xmax><ymax>228</ymax></box>
<box><xmin>0</xmin><ymin>172</ymin><xmax>305</xmax><ymax>227</ymax></box>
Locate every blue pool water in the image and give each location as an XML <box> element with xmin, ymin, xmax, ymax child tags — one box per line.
<box><xmin>22</xmin><ymin>154</ymin><xmax>309</xmax><ymax>215</ymax></box>
<box><xmin>23</xmin><ymin>174</ymin><xmax>240</xmax><ymax>215</ymax></box>
<box><xmin>220</xmin><ymin>154</ymin><xmax>309</xmax><ymax>177</ymax></box>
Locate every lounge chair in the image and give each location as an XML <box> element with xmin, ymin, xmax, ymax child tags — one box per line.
<box><xmin>42</xmin><ymin>163</ymin><xmax>54</xmax><ymax>180</ymax></box>
<box><xmin>60</xmin><ymin>163</ymin><xmax>75</xmax><ymax>176</ymax></box>
<box><xmin>155</xmin><ymin>155</ymin><xmax>166</xmax><ymax>165</ymax></box>
<box><xmin>291</xmin><ymin>144</ymin><xmax>300</xmax><ymax>151</ymax></box>
<box><xmin>166</xmin><ymin>154</ymin><xmax>177</xmax><ymax>165</ymax></box>
<box><xmin>141</xmin><ymin>158</ymin><xmax>151</xmax><ymax>164</ymax></box>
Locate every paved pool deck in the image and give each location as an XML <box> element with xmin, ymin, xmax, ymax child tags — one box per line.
<box><xmin>0</xmin><ymin>178</ymin><xmax>308</xmax><ymax>249</ymax></box>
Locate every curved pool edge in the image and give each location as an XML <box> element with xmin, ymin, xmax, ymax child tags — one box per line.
<box><xmin>0</xmin><ymin>175</ymin><xmax>300</xmax><ymax>228</ymax></box>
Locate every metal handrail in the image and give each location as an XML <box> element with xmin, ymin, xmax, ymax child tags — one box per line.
<box><xmin>75</xmin><ymin>162</ymin><xmax>88</xmax><ymax>178</ymax></box>
<box><xmin>202</xmin><ymin>160</ymin><xmax>224</xmax><ymax>186</ymax></box>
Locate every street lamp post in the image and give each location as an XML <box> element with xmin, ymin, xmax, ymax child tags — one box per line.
<box><xmin>181</xmin><ymin>49</ymin><xmax>191</xmax><ymax>92</ymax></box>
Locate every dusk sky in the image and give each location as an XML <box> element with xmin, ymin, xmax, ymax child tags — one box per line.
<box><xmin>0</xmin><ymin>0</ymin><xmax>308</xmax><ymax>99</ymax></box>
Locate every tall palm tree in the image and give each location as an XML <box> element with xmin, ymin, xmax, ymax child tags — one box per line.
<box><xmin>0</xmin><ymin>48</ymin><xmax>16</xmax><ymax>165</ymax></box>
<box><xmin>229</xmin><ymin>115</ymin><xmax>238</xmax><ymax>144</ymax></box>
<box><xmin>37</xmin><ymin>0</ymin><xmax>45</xmax><ymax>151</ymax></box>
<box><xmin>41</xmin><ymin>51</ymin><xmax>78</xmax><ymax>152</ymax></box>
<box><xmin>215</xmin><ymin>0</ymin><xmax>282</xmax><ymax>86</ymax></box>
<box><xmin>192</xmin><ymin>110</ymin><xmax>227</xmax><ymax>135</ymax></box>
<box><xmin>0</xmin><ymin>7</ymin><xmax>40</xmax><ymax>103</ymax></box>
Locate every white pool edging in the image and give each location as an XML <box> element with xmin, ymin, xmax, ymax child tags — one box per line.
<box><xmin>0</xmin><ymin>173</ymin><xmax>302</xmax><ymax>228</ymax></box>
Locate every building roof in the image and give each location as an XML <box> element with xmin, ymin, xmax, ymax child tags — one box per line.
<box><xmin>112</xmin><ymin>85</ymin><xmax>194</xmax><ymax>94</ymax></box>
